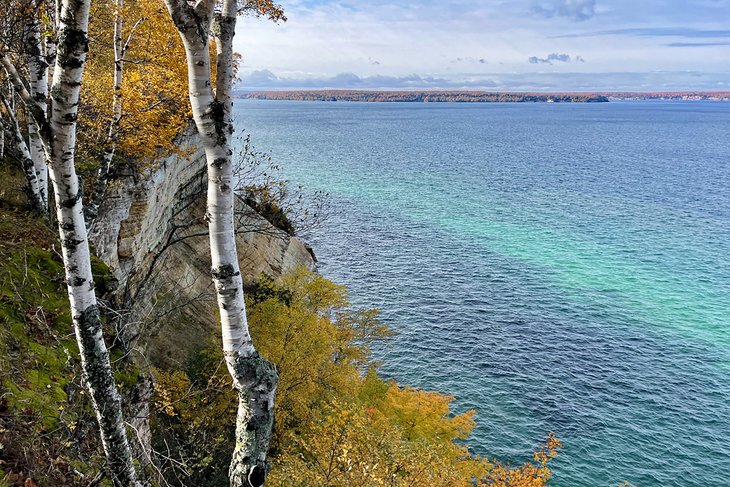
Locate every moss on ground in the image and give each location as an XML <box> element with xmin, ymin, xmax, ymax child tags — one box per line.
<box><xmin>0</xmin><ymin>160</ymin><xmax>135</xmax><ymax>486</ymax></box>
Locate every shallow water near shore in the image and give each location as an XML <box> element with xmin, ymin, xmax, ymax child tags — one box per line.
<box><xmin>236</xmin><ymin>99</ymin><xmax>730</xmax><ymax>486</ymax></box>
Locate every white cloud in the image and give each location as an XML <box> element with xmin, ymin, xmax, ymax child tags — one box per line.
<box><xmin>532</xmin><ymin>0</ymin><xmax>596</xmax><ymax>21</ymax></box>
<box><xmin>528</xmin><ymin>53</ymin><xmax>576</xmax><ymax>64</ymax></box>
<box><xmin>239</xmin><ymin>70</ymin><xmax>498</xmax><ymax>89</ymax></box>
<box><xmin>238</xmin><ymin>69</ymin><xmax>730</xmax><ymax>92</ymax></box>
<box><xmin>232</xmin><ymin>1</ymin><xmax>730</xmax><ymax>91</ymax></box>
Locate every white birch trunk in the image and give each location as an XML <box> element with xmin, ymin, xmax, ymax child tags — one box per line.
<box><xmin>26</xmin><ymin>15</ymin><xmax>49</xmax><ymax>209</ymax></box>
<box><xmin>85</xmin><ymin>0</ymin><xmax>124</xmax><ymax>224</ymax></box>
<box><xmin>0</xmin><ymin>96</ymin><xmax>4</xmax><ymax>158</ymax></box>
<box><xmin>0</xmin><ymin>95</ymin><xmax>44</xmax><ymax>212</ymax></box>
<box><xmin>164</xmin><ymin>0</ymin><xmax>278</xmax><ymax>484</ymax></box>
<box><xmin>46</xmin><ymin>35</ymin><xmax>57</xmax><ymax>95</ymax></box>
<box><xmin>49</xmin><ymin>1</ymin><xmax>140</xmax><ymax>483</ymax></box>
<box><xmin>28</xmin><ymin>118</ymin><xmax>47</xmax><ymax>204</ymax></box>
<box><xmin>3</xmin><ymin>1</ymin><xmax>142</xmax><ymax>484</ymax></box>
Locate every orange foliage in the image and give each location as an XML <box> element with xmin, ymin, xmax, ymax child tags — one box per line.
<box><xmin>76</xmin><ymin>0</ymin><xmax>286</xmax><ymax>170</ymax></box>
<box><xmin>79</xmin><ymin>0</ymin><xmax>192</xmax><ymax>165</ymax></box>
<box><xmin>152</xmin><ymin>270</ymin><xmax>563</xmax><ymax>487</ymax></box>
<box><xmin>484</xmin><ymin>433</ymin><xmax>563</xmax><ymax>487</ymax></box>
<box><xmin>241</xmin><ymin>0</ymin><xmax>287</xmax><ymax>22</ymax></box>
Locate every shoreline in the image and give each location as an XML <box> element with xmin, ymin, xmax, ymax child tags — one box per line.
<box><xmin>237</xmin><ymin>90</ymin><xmax>730</xmax><ymax>103</ymax></box>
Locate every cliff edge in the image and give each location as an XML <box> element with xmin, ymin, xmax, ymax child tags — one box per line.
<box><xmin>88</xmin><ymin>130</ymin><xmax>316</xmax><ymax>369</ymax></box>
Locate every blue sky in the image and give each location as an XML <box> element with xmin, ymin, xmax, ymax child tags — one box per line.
<box><xmin>233</xmin><ymin>0</ymin><xmax>730</xmax><ymax>91</ymax></box>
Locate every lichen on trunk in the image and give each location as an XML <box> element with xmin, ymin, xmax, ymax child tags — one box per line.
<box><xmin>229</xmin><ymin>352</ymin><xmax>278</xmax><ymax>487</ymax></box>
<box><xmin>75</xmin><ymin>305</ymin><xmax>140</xmax><ymax>487</ymax></box>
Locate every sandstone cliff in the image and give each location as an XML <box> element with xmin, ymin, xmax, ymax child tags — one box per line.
<box><xmin>88</xmin><ymin>130</ymin><xmax>316</xmax><ymax>369</ymax></box>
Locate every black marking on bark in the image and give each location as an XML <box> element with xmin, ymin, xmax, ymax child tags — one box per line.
<box><xmin>50</xmin><ymin>84</ymin><xmax>62</xmax><ymax>98</ymax></box>
<box><xmin>211</xmin><ymin>157</ymin><xmax>226</xmax><ymax>169</ymax></box>
<box><xmin>193</xmin><ymin>12</ymin><xmax>211</xmax><ymax>42</ymax></box>
<box><xmin>59</xmin><ymin>190</ymin><xmax>82</xmax><ymax>208</ymax></box>
<box><xmin>211</xmin><ymin>264</ymin><xmax>240</xmax><ymax>280</ymax></box>
<box><xmin>70</xmin><ymin>276</ymin><xmax>86</xmax><ymax>287</ymax></box>
<box><xmin>27</xmin><ymin>40</ymin><xmax>42</xmax><ymax>58</ymax></box>
<box><xmin>208</xmin><ymin>99</ymin><xmax>227</xmax><ymax>145</ymax></box>
<box><xmin>248</xmin><ymin>466</ymin><xmax>265</xmax><ymax>487</ymax></box>
<box><xmin>171</xmin><ymin>18</ymin><xmax>188</xmax><ymax>34</ymax></box>
<box><xmin>57</xmin><ymin>28</ymin><xmax>88</xmax><ymax>69</ymax></box>
<box><xmin>213</xmin><ymin>14</ymin><xmax>235</xmax><ymax>40</ymax></box>
<box><xmin>74</xmin><ymin>305</ymin><xmax>138</xmax><ymax>486</ymax></box>
<box><xmin>58</xmin><ymin>51</ymin><xmax>84</xmax><ymax>69</ymax></box>
<box><xmin>62</xmin><ymin>238</ymin><xmax>84</xmax><ymax>250</ymax></box>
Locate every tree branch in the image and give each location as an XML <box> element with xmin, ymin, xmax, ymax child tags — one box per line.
<box><xmin>0</xmin><ymin>50</ymin><xmax>51</xmax><ymax>142</ymax></box>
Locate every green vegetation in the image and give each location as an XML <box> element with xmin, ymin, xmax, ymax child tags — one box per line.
<box><xmin>242</xmin><ymin>191</ymin><xmax>296</xmax><ymax>235</ymax></box>
<box><xmin>0</xmin><ymin>162</ymin><xmax>561</xmax><ymax>485</ymax></box>
<box><xmin>0</xmin><ymin>161</ymin><xmax>137</xmax><ymax>485</ymax></box>
<box><xmin>152</xmin><ymin>270</ymin><xmax>562</xmax><ymax>487</ymax></box>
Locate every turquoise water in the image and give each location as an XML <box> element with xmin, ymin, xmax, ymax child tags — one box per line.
<box><xmin>236</xmin><ymin>100</ymin><xmax>730</xmax><ymax>486</ymax></box>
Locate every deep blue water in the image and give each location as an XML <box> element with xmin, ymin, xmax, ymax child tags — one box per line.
<box><xmin>235</xmin><ymin>100</ymin><xmax>730</xmax><ymax>487</ymax></box>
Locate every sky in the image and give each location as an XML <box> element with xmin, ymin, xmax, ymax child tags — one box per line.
<box><xmin>233</xmin><ymin>0</ymin><xmax>730</xmax><ymax>91</ymax></box>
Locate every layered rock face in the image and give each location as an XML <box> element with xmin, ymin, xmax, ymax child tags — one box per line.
<box><xmin>89</xmin><ymin>130</ymin><xmax>316</xmax><ymax>369</ymax></box>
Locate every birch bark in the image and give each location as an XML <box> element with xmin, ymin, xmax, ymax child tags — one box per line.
<box><xmin>3</xmin><ymin>0</ymin><xmax>141</xmax><ymax>484</ymax></box>
<box><xmin>25</xmin><ymin>12</ymin><xmax>49</xmax><ymax>209</ymax></box>
<box><xmin>0</xmin><ymin>112</ymin><xmax>4</xmax><ymax>157</ymax></box>
<box><xmin>0</xmin><ymin>55</ymin><xmax>45</xmax><ymax>212</ymax></box>
<box><xmin>0</xmin><ymin>94</ymin><xmax>45</xmax><ymax>212</ymax></box>
<box><xmin>48</xmin><ymin>1</ymin><xmax>140</xmax><ymax>483</ymax></box>
<box><xmin>164</xmin><ymin>0</ymin><xmax>278</xmax><ymax>484</ymax></box>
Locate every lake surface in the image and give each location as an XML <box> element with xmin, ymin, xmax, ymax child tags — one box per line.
<box><xmin>235</xmin><ymin>99</ymin><xmax>730</xmax><ymax>487</ymax></box>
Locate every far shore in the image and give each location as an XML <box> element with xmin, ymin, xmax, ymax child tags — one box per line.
<box><xmin>237</xmin><ymin>90</ymin><xmax>730</xmax><ymax>103</ymax></box>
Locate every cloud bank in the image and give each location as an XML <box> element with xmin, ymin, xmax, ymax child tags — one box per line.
<box><xmin>231</xmin><ymin>0</ymin><xmax>730</xmax><ymax>93</ymax></box>
<box><xmin>240</xmin><ymin>70</ymin><xmax>497</xmax><ymax>90</ymax></box>
<box><xmin>528</xmin><ymin>53</ymin><xmax>585</xmax><ymax>64</ymax></box>
<box><xmin>533</xmin><ymin>0</ymin><xmax>596</xmax><ymax>21</ymax></box>
<box><xmin>239</xmin><ymin>69</ymin><xmax>730</xmax><ymax>92</ymax></box>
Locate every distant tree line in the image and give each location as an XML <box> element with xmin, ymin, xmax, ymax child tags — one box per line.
<box><xmin>242</xmin><ymin>90</ymin><xmax>611</xmax><ymax>103</ymax></box>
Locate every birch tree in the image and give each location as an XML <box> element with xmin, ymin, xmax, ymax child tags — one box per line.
<box><xmin>0</xmin><ymin>0</ymin><xmax>50</xmax><ymax>210</ymax></box>
<box><xmin>0</xmin><ymin>109</ymin><xmax>4</xmax><ymax>157</ymax></box>
<box><xmin>85</xmin><ymin>0</ymin><xmax>144</xmax><ymax>223</ymax></box>
<box><xmin>1</xmin><ymin>0</ymin><xmax>141</xmax><ymax>484</ymax></box>
<box><xmin>162</xmin><ymin>0</ymin><xmax>283</xmax><ymax>485</ymax></box>
<box><xmin>79</xmin><ymin>0</ymin><xmax>193</xmax><ymax>223</ymax></box>
<box><xmin>0</xmin><ymin>91</ymin><xmax>46</xmax><ymax>212</ymax></box>
<box><xmin>24</xmin><ymin>5</ymin><xmax>49</xmax><ymax>209</ymax></box>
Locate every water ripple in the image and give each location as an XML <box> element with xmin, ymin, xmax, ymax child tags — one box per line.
<box><xmin>240</xmin><ymin>100</ymin><xmax>730</xmax><ymax>487</ymax></box>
